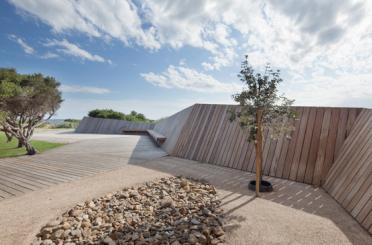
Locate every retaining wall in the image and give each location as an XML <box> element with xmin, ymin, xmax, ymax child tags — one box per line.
<box><xmin>75</xmin><ymin>117</ymin><xmax>154</xmax><ymax>134</ymax></box>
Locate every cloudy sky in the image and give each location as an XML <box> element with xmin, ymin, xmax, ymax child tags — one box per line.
<box><xmin>1</xmin><ymin>0</ymin><xmax>372</xmax><ymax>119</ymax></box>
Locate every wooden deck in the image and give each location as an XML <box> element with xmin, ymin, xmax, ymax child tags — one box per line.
<box><xmin>0</xmin><ymin>135</ymin><xmax>166</xmax><ymax>200</ymax></box>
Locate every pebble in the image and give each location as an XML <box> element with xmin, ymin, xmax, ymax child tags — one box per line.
<box><xmin>34</xmin><ymin>177</ymin><xmax>224</xmax><ymax>244</ymax></box>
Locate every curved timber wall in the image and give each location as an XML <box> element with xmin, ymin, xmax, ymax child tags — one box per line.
<box><xmin>75</xmin><ymin>117</ymin><xmax>154</xmax><ymax>134</ymax></box>
<box><xmin>156</xmin><ymin>103</ymin><xmax>370</xmax><ymax>233</ymax></box>
<box><xmin>153</xmin><ymin>106</ymin><xmax>193</xmax><ymax>154</ymax></box>
<box><xmin>168</xmin><ymin>104</ymin><xmax>362</xmax><ymax>186</ymax></box>
<box><xmin>324</xmin><ymin>109</ymin><xmax>372</xmax><ymax>233</ymax></box>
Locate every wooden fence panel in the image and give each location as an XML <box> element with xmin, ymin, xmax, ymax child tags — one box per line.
<box><xmin>323</xmin><ymin>109</ymin><xmax>372</xmax><ymax>234</ymax></box>
<box><xmin>75</xmin><ymin>117</ymin><xmax>154</xmax><ymax>134</ymax></box>
<box><xmin>158</xmin><ymin>104</ymin><xmax>370</xmax><ymax>233</ymax></box>
<box><xmin>170</xmin><ymin>104</ymin><xmax>363</xmax><ymax>186</ymax></box>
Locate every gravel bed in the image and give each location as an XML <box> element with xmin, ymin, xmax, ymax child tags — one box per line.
<box><xmin>33</xmin><ymin>177</ymin><xmax>224</xmax><ymax>245</ymax></box>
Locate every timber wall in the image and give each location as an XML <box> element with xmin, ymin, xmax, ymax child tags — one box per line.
<box><xmin>156</xmin><ymin>103</ymin><xmax>370</xmax><ymax>233</ymax></box>
<box><xmin>75</xmin><ymin>117</ymin><xmax>154</xmax><ymax>134</ymax></box>
<box><xmin>169</xmin><ymin>104</ymin><xmax>362</xmax><ymax>186</ymax></box>
<box><xmin>75</xmin><ymin>104</ymin><xmax>371</xmax><ymax>232</ymax></box>
<box><xmin>153</xmin><ymin>106</ymin><xmax>193</xmax><ymax>154</ymax></box>
<box><xmin>324</xmin><ymin>109</ymin><xmax>372</xmax><ymax>233</ymax></box>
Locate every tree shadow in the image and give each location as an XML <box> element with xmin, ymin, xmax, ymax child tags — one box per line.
<box><xmin>126</xmin><ymin>143</ymin><xmax>371</xmax><ymax>244</ymax></box>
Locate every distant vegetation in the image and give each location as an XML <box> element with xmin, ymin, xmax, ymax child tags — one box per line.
<box><xmin>38</xmin><ymin>119</ymin><xmax>80</xmax><ymax>129</ymax></box>
<box><xmin>88</xmin><ymin>109</ymin><xmax>153</xmax><ymax>123</ymax></box>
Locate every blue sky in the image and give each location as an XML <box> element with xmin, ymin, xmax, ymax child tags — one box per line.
<box><xmin>1</xmin><ymin>0</ymin><xmax>372</xmax><ymax>120</ymax></box>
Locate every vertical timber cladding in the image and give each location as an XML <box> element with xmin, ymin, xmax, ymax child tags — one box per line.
<box><xmin>153</xmin><ymin>105</ymin><xmax>193</xmax><ymax>154</ymax></box>
<box><xmin>324</xmin><ymin>109</ymin><xmax>372</xmax><ymax>233</ymax></box>
<box><xmin>75</xmin><ymin>117</ymin><xmax>155</xmax><ymax>134</ymax></box>
<box><xmin>171</xmin><ymin>104</ymin><xmax>363</xmax><ymax>186</ymax></box>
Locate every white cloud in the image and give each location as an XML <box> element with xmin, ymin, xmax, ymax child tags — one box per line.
<box><xmin>45</xmin><ymin>39</ymin><xmax>109</xmax><ymax>63</ymax></box>
<box><xmin>10</xmin><ymin>0</ymin><xmax>372</xmax><ymax>72</ymax></box>
<box><xmin>141</xmin><ymin>65</ymin><xmax>241</xmax><ymax>93</ymax></box>
<box><xmin>60</xmin><ymin>85</ymin><xmax>111</xmax><ymax>94</ymax></box>
<box><xmin>40</xmin><ymin>51</ymin><xmax>59</xmax><ymax>59</ymax></box>
<box><xmin>9</xmin><ymin>0</ymin><xmax>160</xmax><ymax>49</ymax></box>
<box><xmin>8</xmin><ymin>0</ymin><xmax>372</xmax><ymax>107</ymax></box>
<box><xmin>8</xmin><ymin>34</ymin><xmax>35</xmax><ymax>54</ymax></box>
<box><xmin>282</xmin><ymin>73</ymin><xmax>372</xmax><ymax>107</ymax></box>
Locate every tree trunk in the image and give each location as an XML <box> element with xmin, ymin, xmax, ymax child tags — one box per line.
<box><xmin>24</xmin><ymin>141</ymin><xmax>36</xmax><ymax>155</ymax></box>
<box><xmin>255</xmin><ymin>109</ymin><xmax>263</xmax><ymax>197</ymax></box>
<box><xmin>17</xmin><ymin>140</ymin><xmax>23</xmax><ymax>148</ymax></box>
<box><xmin>5</xmin><ymin>131</ymin><xmax>12</xmax><ymax>142</ymax></box>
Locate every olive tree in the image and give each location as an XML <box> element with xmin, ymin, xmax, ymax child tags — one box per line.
<box><xmin>0</xmin><ymin>68</ymin><xmax>62</xmax><ymax>155</ymax></box>
<box><xmin>229</xmin><ymin>56</ymin><xmax>296</xmax><ymax>196</ymax></box>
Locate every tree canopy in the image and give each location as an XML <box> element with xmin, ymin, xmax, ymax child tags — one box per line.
<box><xmin>88</xmin><ymin>109</ymin><xmax>152</xmax><ymax>123</ymax></box>
<box><xmin>230</xmin><ymin>56</ymin><xmax>296</xmax><ymax>142</ymax></box>
<box><xmin>0</xmin><ymin>68</ymin><xmax>62</xmax><ymax>155</ymax></box>
<box><xmin>229</xmin><ymin>56</ymin><xmax>296</xmax><ymax>196</ymax></box>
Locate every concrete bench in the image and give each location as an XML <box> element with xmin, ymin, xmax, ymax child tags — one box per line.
<box><xmin>146</xmin><ymin>129</ymin><xmax>166</xmax><ymax>146</ymax></box>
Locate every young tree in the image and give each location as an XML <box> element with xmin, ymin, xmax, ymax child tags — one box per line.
<box><xmin>230</xmin><ymin>56</ymin><xmax>296</xmax><ymax>196</ymax></box>
<box><xmin>0</xmin><ymin>68</ymin><xmax>62</xmax><ymax>155</ymax></box>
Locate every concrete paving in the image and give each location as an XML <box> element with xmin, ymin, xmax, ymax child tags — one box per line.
<box><xmin>0</xmin><ymin>132</ymin><xmax>370</xmax><ymax>245</ymax></box>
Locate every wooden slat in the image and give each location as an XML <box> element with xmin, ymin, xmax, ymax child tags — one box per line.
<box><xmin>312</xmin><ymin>109</ymin><xmax>332</xmax><ymax>186</ymax></box>
<box><xmin>334</xmin><ymin>109</ymin><xmax>348</xmax><ymax>157</ymax></box>
<box><xmin>162</xmin><ymin>104</ymin><xmax>364</xmax><ymax>187</ymax></box>
<box><xmin>303</xmin><ymin>108</ymin><xmax>324</xmax><ymax>184</ymax></box>
<box><xmin>323</xmin><ymin>109</ymin><xmax>372</xmax><ymax>233</ymax></box>
<box><xmin>200</xmin><ymin>105</ymin><xmax>224</xmax><ymax>162</ymax></box>
<box><xmin>210</xmin><ymin>106</ymin><xmax>232</xmax><ymax>164</ymax></box>
<box><xmin>297</xmin><ymin>108</ymin><xmax>317</xmax><ymax>182</ymax></box>
<box><xmin>75</xmin><ymin>117</ymin><xmax>154</xmax><ymax>134</ymax></box>
<box><xmin>324</xmin><ymin>110</ymin><xmax>371</xmax><ymax>189</ymax></box>
<box><xmin>191</xmin><ymin>105</ymin><xmax>214</xmax><ymax>160</ymax></box>
<box><xmin>321</xmin><ymin>108</ymin><xmax>341</xmax><ymax>184</ymax></box>
<box><xmin>264</xmin><ymin>138</ymin><xmax>277</xmax><ymax>175</ymax></box>
<box><xmin>289</xmin><ymin>107</ymin><xmax>310</xmax><ymax>181</ymax></box>
<box><xmin>282</xmin><ymin>107</ymin><xmax>304</xmax><ymax>179</ymax></box>
<box><xmin>345</xmin><ymin>174</ymin><xmax>372</xmax><ymax>212</ymax></box>
<box><xmin>206</xmin><ymin>106</ymin><xmax>228</xmax><ymax>163</ymax></box>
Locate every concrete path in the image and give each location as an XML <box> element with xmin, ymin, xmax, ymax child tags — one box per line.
<box><xmin>0</xmin><ymin>133</ymin><xmax>370</xmax><ymax>245</ymax></box>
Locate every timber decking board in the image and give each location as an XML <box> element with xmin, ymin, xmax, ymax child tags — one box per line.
<box><xmin>0</xmin><ymin>135</ymin><xmax>166</xmax><ymax>200</ymax></box>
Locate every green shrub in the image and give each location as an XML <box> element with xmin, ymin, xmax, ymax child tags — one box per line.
<box><xmin>88</xmin><ymin>109</ymin><xmax>153</xmax><ymax>123</ymax></box>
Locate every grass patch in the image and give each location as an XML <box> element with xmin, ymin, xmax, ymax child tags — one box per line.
<box><xmin>0</xmin><ymin>132</ymin><xmax>64</xmax><ymax>158</ymax></box>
